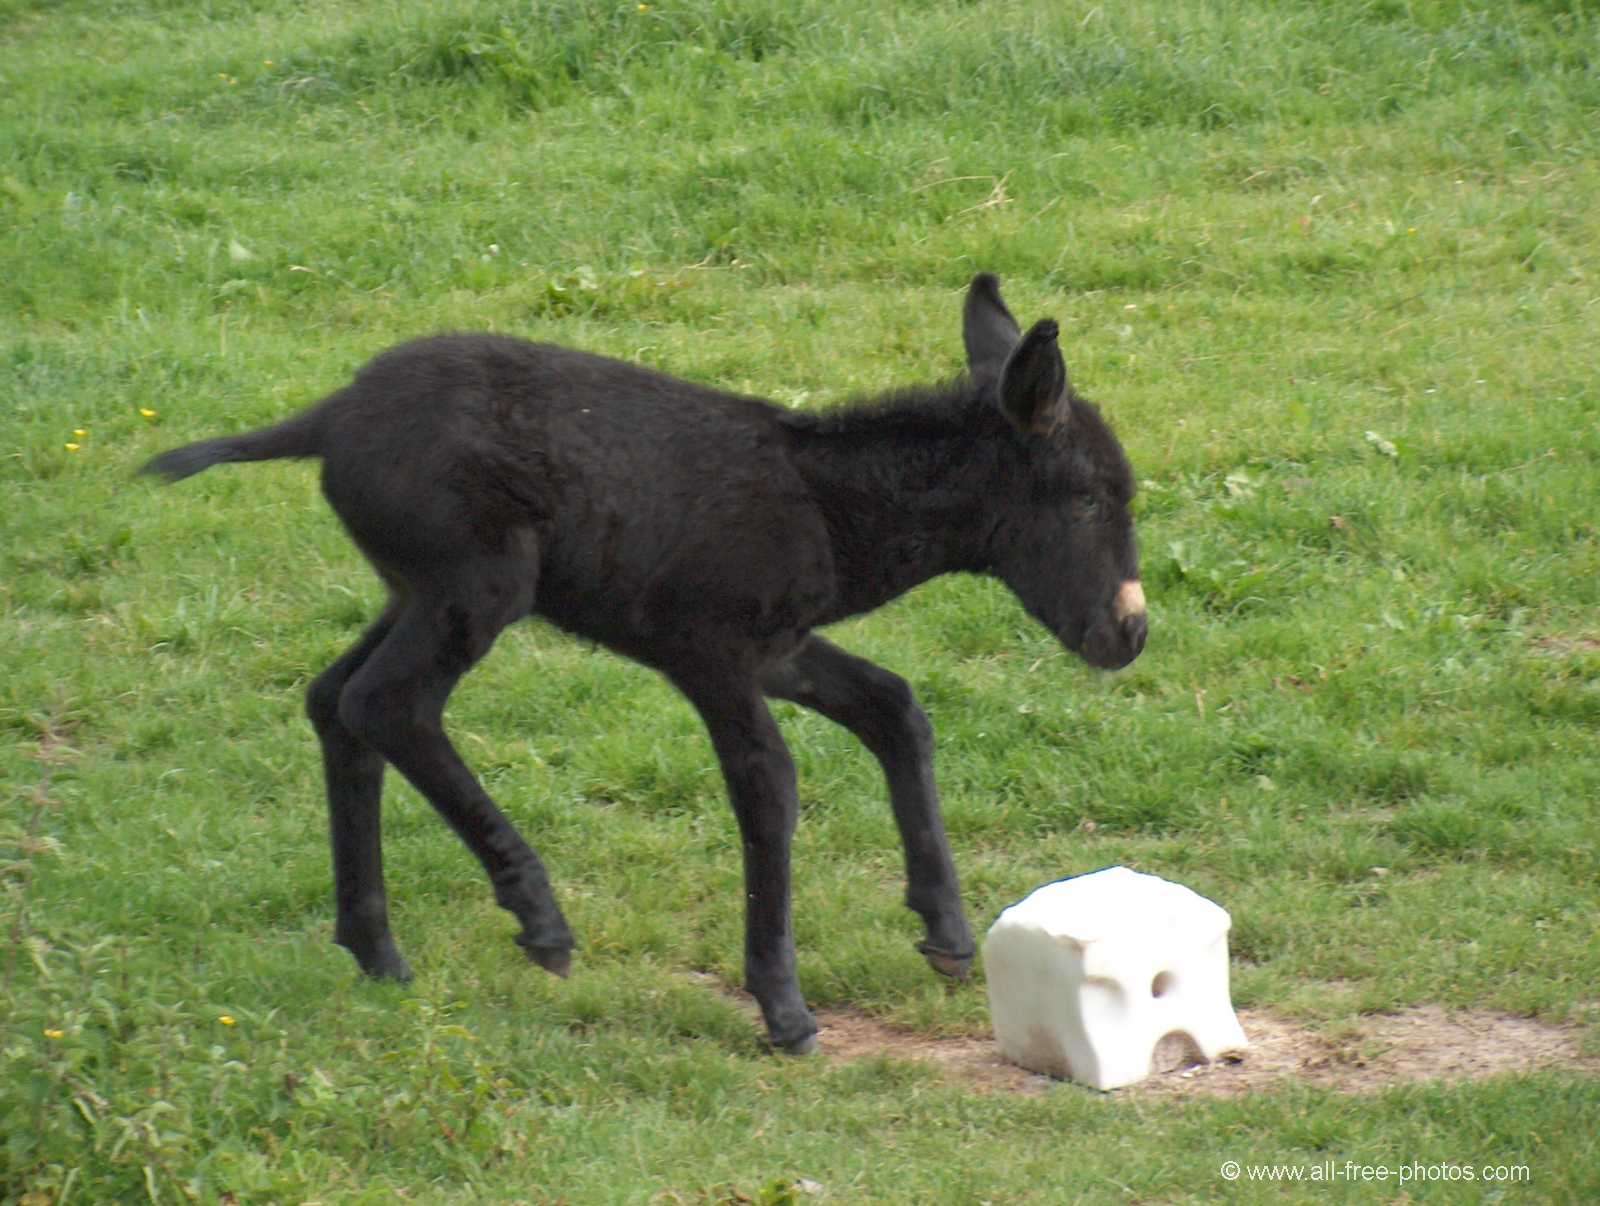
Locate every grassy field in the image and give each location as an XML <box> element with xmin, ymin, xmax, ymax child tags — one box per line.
<box><xmin>4</xmin><ymin>0</ymin><xmax>1598</xmax><ymax>1200</ymax></box>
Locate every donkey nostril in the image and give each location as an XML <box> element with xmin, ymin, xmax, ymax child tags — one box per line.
<box><xmin>1123</xmin><ymin>612</ymin><xmax>1148</xmax><ymax>653</ymax></box>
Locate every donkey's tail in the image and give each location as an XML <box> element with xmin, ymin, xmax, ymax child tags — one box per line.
<box><xmin>140</xmin><ymin>404</ymin><xmax>328</xmax><ymax>483</ymax></box>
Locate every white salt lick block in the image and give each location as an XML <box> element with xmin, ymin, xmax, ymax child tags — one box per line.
<box><xmin>985</xmin><ymin>867</ymin><xmax>1248</xmax><ymax>1090</ymax></box>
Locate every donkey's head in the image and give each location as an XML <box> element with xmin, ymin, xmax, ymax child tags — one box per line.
<box><xmin>964</xmin><ymin>274</ymin><xmax>1147</xmax><ymax>671</ymax></box>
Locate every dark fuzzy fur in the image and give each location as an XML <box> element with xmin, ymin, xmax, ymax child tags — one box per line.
<box><xmin>143</xmin><ymin>274</ymin><xmax>1145</xmax><ymax>1051</ymax></box>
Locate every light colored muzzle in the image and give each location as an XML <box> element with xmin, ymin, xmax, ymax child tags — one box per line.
<box><xmin>1113</xmin><ymin>579</ymin><xmax>1146</xmax><ymax>624</ymax></box>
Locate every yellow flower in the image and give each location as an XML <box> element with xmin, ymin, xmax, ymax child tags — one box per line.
<box><xmin>139</xmin><ymin>407</ymin><xmax>158</xmax><ymax>420</ymax></box>
<box><xmin>219</xmin><ymin>1014</ymin><xmax>237</xmax><ymax>1026</ymax></box>
<box><xmin>64</xmin><ymin>443</ymin><xmax>81</xmax><ymax>453</ymax></box>
<box><xmin>73</xmin><ymin>428</ymin><xmax>88</xmax><ymax>437</ymax></box>
<box><xmin>44</xmin><ymin>1028</ymin><xmax>65</xmax><ymax>1040</ymax></box>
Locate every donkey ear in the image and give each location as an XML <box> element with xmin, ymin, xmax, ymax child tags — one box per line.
<box><xmin>963</xmin><ymin>273</ymin><xmax>1023</xmax><ymax>378</ymax></box>
<box><xmin>998</xmin><ymin>319</ymin><xmax>1070</xmax><ymax>435</ymax></box>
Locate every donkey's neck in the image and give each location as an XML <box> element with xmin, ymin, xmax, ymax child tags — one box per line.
<box><xmin>783</xmin><ymin>386</ymin><xmax>1009</xmax><ymax>622</ymax></box>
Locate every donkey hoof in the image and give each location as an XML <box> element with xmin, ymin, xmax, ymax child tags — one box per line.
<box><xmin>520</xmin><ymin>942</ymin><xmax>573</xmax><ymax>978</ymax></box>
<box><xmin>761</xmin><ymin>1003</ymin><xmax>819</xmax><ymax>1055</ymax></box>
<box><xmin>773</xmin><ymin>1030</ymin><xmax>820</xmax><ymax>1056</ymax></box>
<box><xmin>377</xmin><ymin>955</ymin><xmax>416</xmax><ymax>983</ymax></box>
<box><xmin>918</xmin><ymin>942</ymin><xmax>974</xmax><ymax>981</ymax></box>
<box><xmin>348</xmin><ymin>940</ymin><xmax>413</xmax><ymax>983</ymax></box>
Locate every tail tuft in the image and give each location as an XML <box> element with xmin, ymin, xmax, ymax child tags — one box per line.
<box><xmin>139</xmin><ymin>405</ymin><xmax>328</xmax><ymax>483</ymax></box>
<box><xmin>140</xmin><ymin>438</ymin><xmax>242</xmax><ymax>482</ymax></box>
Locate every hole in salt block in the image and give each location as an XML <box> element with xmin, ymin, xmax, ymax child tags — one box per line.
<box><xmin>1151</xmin><ymin>971</ymin><xmax>1177</xmax><ymax>998</ymax></box>
<box><xmin>1151</xmin><ymin>1030</ymin><xmax>1206</xmax><ymax>1074</ymax></box>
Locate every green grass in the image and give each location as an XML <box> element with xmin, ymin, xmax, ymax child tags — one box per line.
<box><xmin>4</xmin><ymin>0</ymin><xmax>1598</xmax><ymax>1200</ymax></box>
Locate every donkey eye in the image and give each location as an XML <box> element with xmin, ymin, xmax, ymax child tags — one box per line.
<box><xmin>1069</xmin><ymin>495</ymin><xmax>1104</xmax><ymax>522</ymax></box>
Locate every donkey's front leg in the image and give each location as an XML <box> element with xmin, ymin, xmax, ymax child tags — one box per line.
<box><xmin>675</xmin><ymin>670</ymin><xmax>817</xmax><ymax>1053</ymax></box>
<box><xmin>762</xmin><ymin>636</ymin><xmax>975</xmax><ymax>978</ymax></box>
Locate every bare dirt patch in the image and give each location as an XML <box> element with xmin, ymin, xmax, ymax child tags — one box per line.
<box><xmin>810</xmin><ymin>1005</ymin><xmax>1600</xmax><ymax>1099</ymax></box>
<box><xmin>1530</xmin><ymin>633</ymin><xmax>1600</xmax><ymax>658</ymax></box>
<box><xmin>692</xmin><ymin>974</ymin><xmax>1598</xmax><ymax>1096</ymax></box>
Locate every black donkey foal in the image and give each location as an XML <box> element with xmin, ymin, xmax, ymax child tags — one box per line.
<box><xmin>143</xmin><ymin>274</ymin><xmax>1147</xmax><ymax>1052</ymax></box>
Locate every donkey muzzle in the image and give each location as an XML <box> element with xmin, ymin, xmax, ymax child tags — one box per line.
<box><xmin>1083</xmin><ymin>579</ymin><xmax>1147</xmax><ymax>670</ymax></box>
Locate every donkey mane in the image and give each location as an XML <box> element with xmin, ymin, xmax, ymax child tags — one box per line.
<box><xmin>787</xmin><ymin>374</ymin><xmax>1136</xmax><ymax>511</ymax></box>
<box><xmin>781</xmin><ymin>379</ymin><xmax>989</xmax><ymax>438</ymax></box>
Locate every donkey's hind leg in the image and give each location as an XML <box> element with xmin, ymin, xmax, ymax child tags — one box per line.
<box><xmin>334</xmin><ymin>563</ymin><xmax>575</xmax><ymax>976</ymax></box>
<box><xmin>762</xmin><ymin>636</ymin><xmax>975</xmax><ymax>978</ymax></box>
<box><xmin>306</xmin><ymin>605</ymin><xmax>412</xmax><ymax>981</ymax></box>
<box><xmin>672</xmin><ymin>665</ymin><xmax>816</xmax><ymax>1054</ymax></box>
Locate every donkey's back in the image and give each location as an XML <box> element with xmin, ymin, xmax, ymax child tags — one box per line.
<box><xmin>151</xmin><ymin>333</ymin><xmax>837</xmax><ymax>655</ymax></box>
